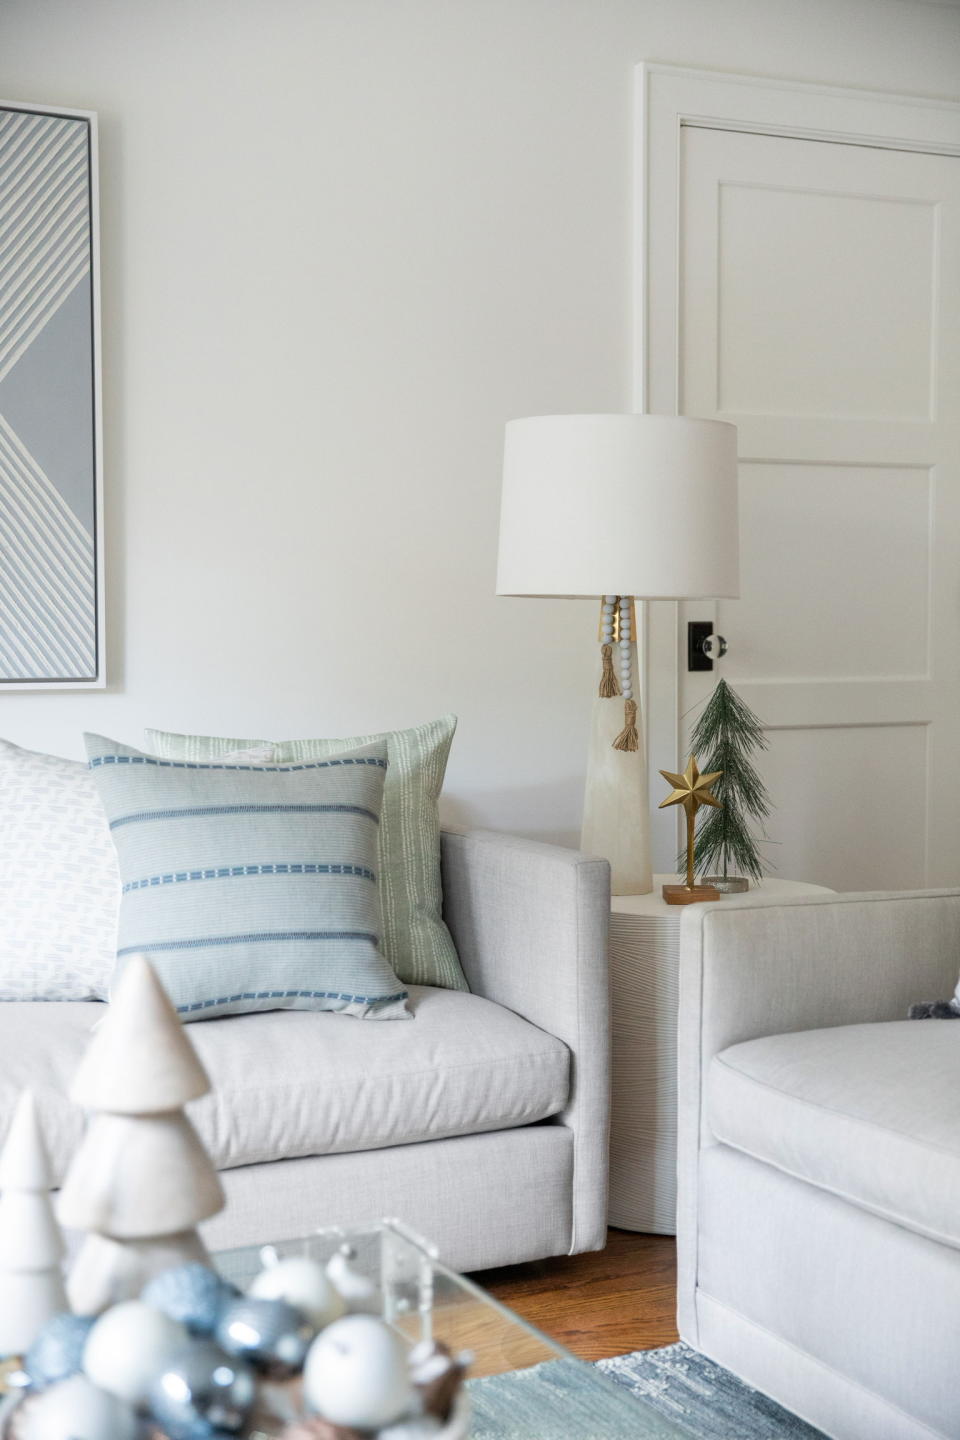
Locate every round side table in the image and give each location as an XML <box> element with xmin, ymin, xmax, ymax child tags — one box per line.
<box><xmin>608</xmin><ymin>875</ymin><xmax>831</xmax><ymax>1234</ymax></box>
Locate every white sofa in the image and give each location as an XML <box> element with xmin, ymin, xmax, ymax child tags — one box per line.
<box><xmin>678</xmin><ymin>889</ymin><xmax>960</xmax><ymax>1440</ymax></box>
<box><xmin>0</xmin><ymin>829</ymin><xmax>611</xmax><ymax>1274</ymax></box>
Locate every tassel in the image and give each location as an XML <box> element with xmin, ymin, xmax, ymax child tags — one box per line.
<box><xmin>598</xmin><ymin>644</ymin><xmax>621</xmax><ymax>698</ymax></box>
<box><xmin>612</xmin><ymin>697</ymin><xmax>639</xmax><ymax>752</ymax></box>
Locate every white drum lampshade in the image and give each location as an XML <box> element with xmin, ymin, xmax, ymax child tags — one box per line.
<box><xmin>496</xmin><ymin>413</ymin><xmax>739</xmax><ymax>894</ymax></box>
<box><xmin>497</xmin><ymin>414</ymin><xmax>739</xmax><ymax>599</ymax></box>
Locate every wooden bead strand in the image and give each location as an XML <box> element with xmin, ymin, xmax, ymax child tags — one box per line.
<box><xmin>598</xmin><ymin>596</ymin><xmax>621</xmax><ymax>698</ymax></box>
<box><xmin>612</xmin><ymin>596</ymin><xmax>640</xmax><ymax>752</ymax></box>
<box><xmin>618</xmin><ymin>597</ymin><xmax>633</xmax><ymax>700</ymax></box>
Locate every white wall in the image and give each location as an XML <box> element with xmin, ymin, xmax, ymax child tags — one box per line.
<box><xmin>2</xmin><ymin>0</ymin><xmax>958</xmax><ymax>845</ymax></box>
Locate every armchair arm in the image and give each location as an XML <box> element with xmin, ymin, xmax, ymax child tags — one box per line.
<box><xmin>440</xmin><ymin>828</ymin><xmax>611</xmax><ymax>1254</ymax></box>
<box><xmin>680</xmin><ymin>888</ymin><xmax>960</xmax><ymax>1073</ymax></box>
<box><xmin>676</xmin><ymin>888</ymin><xmax>960</xmax><ymax>1340</ymax></box>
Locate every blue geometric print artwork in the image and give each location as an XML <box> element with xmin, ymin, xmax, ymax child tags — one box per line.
<box><xmin>0</xmin><ymin>106</ymin><xmax>100</xmax><ymax>684</ymax></box>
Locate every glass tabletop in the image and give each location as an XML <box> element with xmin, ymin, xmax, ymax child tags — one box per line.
<box><xmin>215</xmin><ymin>1219</ymin><xmax>688</xmax><ymax>1439</ymax></box>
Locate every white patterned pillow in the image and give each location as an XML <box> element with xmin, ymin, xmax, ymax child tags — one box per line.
<box><xmin>0</xmin><ymin>739</ymin><xmax>120</xmax><ymax>1000</ymax></box>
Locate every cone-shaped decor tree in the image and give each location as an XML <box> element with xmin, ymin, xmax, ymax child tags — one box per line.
<box><xmin>58</xmin><ymin>955</ymin><xmax>225</xmax><ymax>1315</ymax></box>
<box><xmin>680</xmin><ymin>678</ymin><xmax>773</xmax><ymax>888</ymax></box>
<box><xmin>0</xmin><ymin>1091</ymin><xmax>68</xmax><ymax>1355</ymax></box>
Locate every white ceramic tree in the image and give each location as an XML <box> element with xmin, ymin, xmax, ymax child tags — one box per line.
<box><xmin>0</xmin><ymin>1090</ymin><xmax>68</xmax><ymax>1354</ymax></box>
<box><xmin>58</xmin><ymin>955</ymin><xmax>225</xmax><ymax>1315</ymax></box>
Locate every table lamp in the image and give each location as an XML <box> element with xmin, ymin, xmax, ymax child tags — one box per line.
<box><xmin>496</xmin><ymin>413</ymin><xmax>739</xmax><ymax>895</ymax></box>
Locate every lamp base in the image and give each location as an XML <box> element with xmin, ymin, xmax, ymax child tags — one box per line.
<box><xmin>581</xmin><ymin>677</ymin><xmax>652</xmax><ymax>896</ymax></box>
<box><xmin>662</xmin><ymin>883</ymin><xmax>720</xmax><ymax>906</ymax></box>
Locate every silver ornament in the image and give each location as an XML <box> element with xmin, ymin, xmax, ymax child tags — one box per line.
<box><xmin>147</xmin><ymin>1339</ymin><xmax>255</xmax><ymax>1439</ymax></box>
<box><xmin>214</xmin><ymin>1296</ymin><xmax>314</xmax><ymax>1375</ymax></box>
<box><xmin>24</xmin><ymin>1313</ymin><xmax>95</xmax><ymax>1388</ymax></box>
<box><xmin>142</xmin><ymin>1263</ymin><xmax>239</xmax><ymax>1335</ymax></box>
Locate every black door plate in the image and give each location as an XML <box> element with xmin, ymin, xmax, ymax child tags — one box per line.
<box><xmin>688</xmin><ymin>620</ymin><xmax>714</xmax><ymax>672</ymax></box>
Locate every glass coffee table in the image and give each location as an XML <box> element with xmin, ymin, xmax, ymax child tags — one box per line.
<box><xmin>216</xmin><ymin>1220</ymin><xmax>688</xmax><ymax>1439</ymax></box>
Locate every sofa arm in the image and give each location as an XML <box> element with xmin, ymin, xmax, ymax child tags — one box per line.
<box><xmin>675</xmin><ymin>888</ymin><xmax>960</xmax><ymax>1340</ymax></box>
<box><xmin>440</xmin><ymin>828</ymin><xmax>611</xmax><ymax>1254</ymax></box>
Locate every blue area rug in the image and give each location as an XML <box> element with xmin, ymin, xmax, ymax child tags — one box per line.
<box><xmin>467</xmin><ymin>1343</ymin><xmax>826</xmax><ymax>1438</ymax></box>
<box><xmin>598</xmin><ymin>1343</ymin><xmax>826</xmax><ymax>1438</ymax></box>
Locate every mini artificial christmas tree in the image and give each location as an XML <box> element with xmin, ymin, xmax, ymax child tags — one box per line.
<box><xmin>681</xmin><ymin>678</ymin><xmax>772</xmax><ymax>889</ymax></box>
<box><xmin>0</xmin><ymin>1090</ymin><xmax>67</xmax><ymax>1355</ymax></box>
<box><xmin>58</xmin><ymin>955</ymin><xmax>225</xmax><ymax>1315</ymax></box>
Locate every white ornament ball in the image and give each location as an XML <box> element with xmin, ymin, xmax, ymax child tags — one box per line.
<box><xmin>249</xmin><ymin>1255</ymin><xmax>346</xmax><ymax>1329</ymax></box>
<box><xmin>83</xmin><ymin>1300</ymin><xmax>187</xmax><ymax>1406</ymax></box>
<box><xmin>20</xmin><ymin>1374</ymin><xmax>139</xmax><ymax>1440</ymax></box>
<box><xmin>304</xmin><ymin>1314</ymin><xmax>412</xmax><ymax>1430</ymax></box>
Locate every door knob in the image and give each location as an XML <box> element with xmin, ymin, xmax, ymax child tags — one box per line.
<box><xmin>701</xmin><ymin>632</ymin><xmax>728</xmax><ymax>661</ymax></box>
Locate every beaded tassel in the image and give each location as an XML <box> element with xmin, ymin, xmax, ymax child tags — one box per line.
<box><xmin>613</xmin><ymin>697</ymin><xmax>640</xmax><ymax>752</ymax></box>
<box><xmin>599</xmin><ymin>643</ymin><xmax>621</xmax><ymax>698</ymax></box>
<box><xmin>599</xmin><ymin>596</ymin><xmax>621</xmax><ymax>698</ymax></box>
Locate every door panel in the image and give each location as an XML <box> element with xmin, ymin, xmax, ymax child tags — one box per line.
<box><xmin>715</xmin><ymin>181</ymin><xmax>936</xmax><ymax>420</ymax></box>
<box><xmin>677</xmin><ymin>125</ymin><xmax>960</xmax><ymax>889</ymax></box>
<box><xmin>762</xmin><ymin>723</ymin><xmax>928</xmax><ymax>891</ymax></box>
<box><xmin>730</xmin><ymin>462</ymin><xmax>931</xmax><ymax>682</ymax></box>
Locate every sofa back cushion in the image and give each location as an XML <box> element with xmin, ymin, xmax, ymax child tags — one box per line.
<box><xmin>0</xmin><ymin>739</ymin><xmax>119</xmax><ymax>1000</ymax></box>
<box><xmin>144</xmin><ymin>715</ymin><xmax>466</xmax><ymax>992</ymax></box>
<box><xmin>85</xmin><ymin>733</ymin><xmax>408</xmax><ymax>1022</ymax></box>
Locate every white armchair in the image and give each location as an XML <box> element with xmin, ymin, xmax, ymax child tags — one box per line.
<box><xmin>677</xmin><ymin>889</ymin><xmax>960</xmax><ymax>1440</ymax></box>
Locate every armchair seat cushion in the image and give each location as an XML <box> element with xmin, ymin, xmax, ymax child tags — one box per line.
<box><xmin>709</xmin><ymin>1020</ymin><xmax>960</xmax><ymax>1250</ymax></box>
<box><xmin>0</xmin><ymin>986</ymin><xmax>569</xmax><ymax>1181</ymax></box>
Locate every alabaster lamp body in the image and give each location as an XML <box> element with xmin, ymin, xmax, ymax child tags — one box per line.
<box><xmin>497</xmin><ymin>414</ymin><xmax>739</xmax><ymax>895</ymax></box>
<box><xmin>581</xmin><ymin>680</ymin><xmax>651</xmax><ymax>894</ymax></box>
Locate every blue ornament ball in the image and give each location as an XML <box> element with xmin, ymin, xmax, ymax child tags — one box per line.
<box><xmin>148</xmin><ymin>1339</ymin><xmax>255</xmax><ymax>1439</ymax></box>
<box><xmin>215</xmin><ymin>1296</ymin><xmax>313</xmax><ymax>1375</ymax></box>
<box><xmin>142</xmin><ymin>1264</ymin><xmax>239</xmax><ymax>1336</ymax></box>
<box><xmin>24</xmin><ymin>1313</ymin><xmax>96</xmax><ymax>1388</ymax></box>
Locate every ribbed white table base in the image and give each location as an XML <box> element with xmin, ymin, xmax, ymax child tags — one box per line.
<box><xmin>607</xmin><ymin>876</ymin><xmax>830</xmax><ymax>1234</ymax></box>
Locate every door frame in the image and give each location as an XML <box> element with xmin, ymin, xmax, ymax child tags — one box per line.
<box><xmin>634</xmin><ymin>64</ymin><xmax>960</xmax><ymax>870</ymax></box>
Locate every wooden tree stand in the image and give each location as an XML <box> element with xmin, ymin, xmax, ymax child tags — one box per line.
<box><xmin>661</xmin><ymin>882</ymin><xmax>720</xmax><ymax>905</ymax></box>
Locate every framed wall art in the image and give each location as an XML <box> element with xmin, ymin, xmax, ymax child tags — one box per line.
<box><xmin>0</xmin><ymin>100</ymin><xmax>104</xmax><ymax>688</ymax></box>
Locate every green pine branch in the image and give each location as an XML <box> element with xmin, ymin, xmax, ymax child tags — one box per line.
<box><xmin>675</xmin><ymin>678</ymin><xmax>774</xmax><ymax>884</ymax></box>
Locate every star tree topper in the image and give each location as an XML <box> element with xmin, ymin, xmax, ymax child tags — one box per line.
<box><xmin>658</xmin><ymin>755</ymin><xmax>723</xmax><ymax>902</ymax></box>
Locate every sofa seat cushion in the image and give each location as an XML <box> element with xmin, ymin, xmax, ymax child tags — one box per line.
<box><xmin>709</xmin><ymin>1021</ymin><xmax>960</xmax><ymax>1250</ymax></box>
<box><xmin>0</xmin><ymin>986</ymin><xmax>569</xmax><ymax>1180</ymax></box>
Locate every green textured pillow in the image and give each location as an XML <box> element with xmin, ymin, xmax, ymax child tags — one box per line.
<box><xmin>85</xmin><ymin>733</ymin><xmax>408</xmax><ymax>1021</ymax></box>
<box><xmin>144</xmin><ymin>715</ymin><xmax>466</xmax><ymax>991</ymax></box>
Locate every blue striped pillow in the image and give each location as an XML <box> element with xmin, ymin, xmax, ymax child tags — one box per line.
<box><xmin>84</xmin><ymin>733</ymin><xmax>409</xmax><ymax>1021</ymax></box>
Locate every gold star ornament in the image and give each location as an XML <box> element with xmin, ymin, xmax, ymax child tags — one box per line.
<box><xmin>659</xmin><ymin>755</ymin><xmax>723</xmax><ymax>904</ymax></box>
<box><xmin>658</xmin><ymin>755</ymin><xmax>723</xmax><ymax>818</ymax></box>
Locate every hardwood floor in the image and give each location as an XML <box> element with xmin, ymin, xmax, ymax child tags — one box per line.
<box><xmin>472</xmin><ymin>1228</ymin><xmax>679</xmax><ymax>1363</ymax></box>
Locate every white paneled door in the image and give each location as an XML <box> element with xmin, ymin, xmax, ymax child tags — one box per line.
<box><xmin>675</xmin><ymin>125</ymin><xmax>960</xmax><ymax>890</ymax></box>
